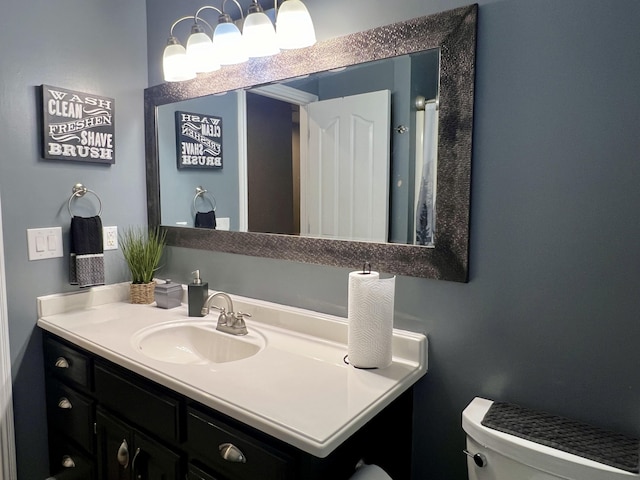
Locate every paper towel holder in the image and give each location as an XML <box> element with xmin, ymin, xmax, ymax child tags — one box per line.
<box><xmin>362</xmin><ymin>262</ymin><xmax>372</xmax><ymax>275</ymax></box>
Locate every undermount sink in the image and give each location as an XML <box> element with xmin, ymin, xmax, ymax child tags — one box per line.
<box><xmin>132</xmin><ymin>320</ymin><xmax>265</xmax><ymax>365</ymax></box>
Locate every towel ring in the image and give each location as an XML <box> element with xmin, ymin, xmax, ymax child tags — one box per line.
<box><xmin>68</xmin><ymin>183</ymin><xmax>103</xmax><ymax>217</ymax></box>
<box><xmin>193</xmin><ymin>186</ymin><xmax>216</xmax><ymax>212</ymax></box>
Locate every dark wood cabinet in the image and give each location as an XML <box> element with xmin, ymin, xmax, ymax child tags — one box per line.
<box><xmin>43</xmin><ymin>331</ymin><xmax>412</xmax><ymax>480</ymax></box>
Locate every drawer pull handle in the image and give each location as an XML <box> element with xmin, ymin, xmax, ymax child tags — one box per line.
<box><xmin>219</xmin><ymin>443</ymin><xmax>246</xmax><ymax>463</ymax></box>
<box><xmin>58</xmin><ymin>397</ymin><xmax>72</xmax><ymax>409</ymax></box>
<box><xmin>61</xmin><ymin>455</ymin><xmax>76</xmax><ymax>468</ymax></box>
<box><xmin>117</xmin><ymin>439</ymin><xmax>129</xmax><ymax>469</ymax></box>
<box><xmin>55</xmin><ymin>357</ymin><xmax>69</xmax><ymax>369</ymax></box>
<box><xmin>131</xmin><ymin>447</ymin><xmax>141</xmax><ymax>473</ymax></box>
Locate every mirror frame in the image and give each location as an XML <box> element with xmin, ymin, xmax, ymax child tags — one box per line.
<box><xmin>145</xmin><ymin>4</ymin><xmax>477</xmax><ymax>281</ymax></box>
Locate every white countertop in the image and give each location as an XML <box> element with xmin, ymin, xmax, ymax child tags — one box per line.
<box><xmin>37</xmin><ymin>282</ymin><xmax>427</xmax><ymax>458</ymax></box>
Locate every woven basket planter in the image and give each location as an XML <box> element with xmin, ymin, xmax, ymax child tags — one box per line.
<box><xmin>129</xmin><ymin>282</ymin><xmax>156</xmax><ymax>304</ymax></box>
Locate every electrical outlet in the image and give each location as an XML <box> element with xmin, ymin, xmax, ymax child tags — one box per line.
<box><xmin>103</xmin><ymin>226</ymin><xmax>118</xmax><ymax>250</ymax></box>
<box><xmin>217</xmin><ymin>217</ymin><xmax>230</xmax><ymax>230</ymax></box>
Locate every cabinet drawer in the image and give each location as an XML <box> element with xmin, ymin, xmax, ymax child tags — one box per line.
<box><xmin>46</xmin><ymin>378</ymin><xmax>95</xmax><ymax>454</ymax></box>
<box><xmin>94</xmin><ymin>363</ymin><xmax>181</xmax><ymax>442</ymax></box>
<box><xmin>48</xmin><ymin>438</ymin><xmax>95</xmax><ymax>480</ymax></box>
<box><xmin>44</xmin><ymin>335</ymin><xmax>91</xmax><ymax>389</ymax></box>
<box><xmin>187</xmin><ymin>406</ymin><xmax>293</xmax><ymax>480</ymax></box>
<box><xmin>187</xmin><ymin>463</ymin><xmax>220</xmax><ymax>480</ymax></box>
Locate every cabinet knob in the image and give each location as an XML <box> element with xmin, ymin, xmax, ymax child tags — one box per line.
<box><xmin>61</xmin><ymin>455</ymin><xmax>76</xmax><ymax>468</ymax></box>
<box><xmin>219</xmin><ymin>443</ymin><xmax>246</xmax><ymax>463</ymax></box>
<box><xmin>58</xmin><ymin>397</ymin><xmax>73</xmax><ymax>409</ymax></box>
<box><xmin>117</xmin><ymin>439</ymin><xmax>129</xmax><ymax>468</ymax></box>
<box><xmin>55</xmin><ymin>357</ymin><xmax>70</xmax><ymax>369</ymax></box>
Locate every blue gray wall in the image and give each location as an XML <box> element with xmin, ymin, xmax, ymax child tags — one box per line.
<box><xmin>2</xmin><ymin>0</ymin><xmax>638</xmax><ymax>479</ymax></box>
<box><xmin>158</xmin><ymin>93</ymin><xmax>241</xmax><ymax>229</ymax></box>
<box><xmin>148</xmin><ymin>1</ymin><xmax>640</xmax><ymax>479</ymax></box>
<box><xmin>1</xmin><ymin>1</ymin><xmax>148</xmax><ymax>477</ymax></box>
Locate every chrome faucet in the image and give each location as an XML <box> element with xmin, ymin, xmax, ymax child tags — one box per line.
<box><xmin>201</xmin><ymin>292</ymin><xmax>250</xmax><ymax>336</ymax></box>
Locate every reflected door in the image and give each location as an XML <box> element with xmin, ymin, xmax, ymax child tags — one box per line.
<box><xmin>301</xmin><ymin>89</ymin><xmax>391</xmax><ymax>242</ymax></box>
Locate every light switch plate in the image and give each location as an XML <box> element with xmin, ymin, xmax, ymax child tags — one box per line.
<box><xmin>27</xmin><ymin>227</ymin><xmax>63</xmax><ymax>260</ymax></box>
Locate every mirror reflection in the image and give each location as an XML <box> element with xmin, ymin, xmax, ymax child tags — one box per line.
<box><xmin>146</xmin><ymin>5</ymin><xmax>476</xmax><ymax>281</ymax></box>
<box><xmin>158</xmin><ymin>49</ymin><xmax>440</xmax><ymax>246</ymax></box>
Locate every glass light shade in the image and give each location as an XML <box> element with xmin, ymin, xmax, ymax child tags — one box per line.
<box><xmin>243</xmin><ymin>11</ymin><xmax>280</xmax><ymax>57</ymax></box>
<box><xmin>276</xmin><ymin>0</ymin><xmax>316</xmax><ymax>49</ymax></box>
<box><xmin>163</xmin><ymin>40</ymin><xmax>196</xmax><ymax>82</ymax></box>
<box><xmin>212</xmin><ymin>22</ymin><xmax>248</xmax><ymax>65</ymax></box>
<box><xmin>187</xmin><ymin>30</ymin><xmax>220</xmax><ymax>73</ymax></box>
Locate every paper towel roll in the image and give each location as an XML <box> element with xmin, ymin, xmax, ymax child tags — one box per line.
<box><xmin>348</xmin><ymin>464</ymin><xmax>393</xmax><ymax>480</ymax></box>
<box><xmin>347</xmin><ymin>270</ymin><xmax>395</xmax><ymax>369</ymax></box>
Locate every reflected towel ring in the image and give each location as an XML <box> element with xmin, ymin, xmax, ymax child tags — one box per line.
<box><xmin>67</xmin><ymin>183</ymin><xmax>102</xmax><ymax>217</ymax></box>
<box><xmin>193</xmin><ymin>186</ymin><xmax>216</xmax><ymax>212</ymax></box>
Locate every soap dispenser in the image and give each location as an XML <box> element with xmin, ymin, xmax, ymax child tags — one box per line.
<box><xmin>188</xmin><ymin>270</ymin><xmax>208</xmax><ymax>317</ymax></box>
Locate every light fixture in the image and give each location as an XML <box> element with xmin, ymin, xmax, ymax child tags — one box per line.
<box><xmin>186</xmin><ymin>14</ymin><xmax>220</xmax><ymax>73</ymax></box>
<box><xmin>276</xmin><ymin>0</ymin><xmax>316</xmax><ymax>49</ymax></box>
<box><xmin>243</xmin><ymin>1</ymin><xmax>280</xmax><ymax>58</ymax></box>
<box><xmin>162</xmin><ymin>0</ymin><xmax>316</xmax><ymax>83</ymax></box>
<box><xmin>163</xmin><ymin>16</ymin><xmax>197</xmax><ymax>82</ymax></box>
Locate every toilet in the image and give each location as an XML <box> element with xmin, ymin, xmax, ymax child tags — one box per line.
<box><xmin>462</xmin><ymin>397</ymin><xmax>640</xmax><ymax>480</ymax></box>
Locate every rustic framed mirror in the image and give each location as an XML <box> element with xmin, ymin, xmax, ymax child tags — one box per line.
<box><xmin>145</xmin><ymin>4</ymin><xmax>477</xmax><ymax>281</ymax></box>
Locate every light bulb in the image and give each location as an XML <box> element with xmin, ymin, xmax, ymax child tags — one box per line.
<box><xmin>163</xmin><ymin>38</ymin><xmax>196</xmax><ymax>82</ymax></box>
<box><xmin>243</xmin><ymin>5</ymin><xmax>279</xmax><ymax>58</ymax></box>
<box><xmin>276</xmin><ymin>0</ymin><xmax>316</xmax><ymax>49</ymax></box>
<box><xmin>187</xmin><ymin>26</ymin><xmax>220</xmax><ymax>73</ymax></box>
<box><xmin>213</xmin><ymin>19</ymin><xmax>248</xmax><ymax>65</ymax></box>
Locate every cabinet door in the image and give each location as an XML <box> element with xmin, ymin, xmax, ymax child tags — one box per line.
<box><xmin>132</xmin><ymin>431</ymin><xmax>181</xmax><ymax>480</ymax></box>
<box><xmin>96</xmin><ymin>408</ymin><xmax>182</xmax><ymax>480</ymax></box>
<box><xmin>96</xmin><ymin>408</ymin><xmax>133</xmax><ymax>480</ymax></box>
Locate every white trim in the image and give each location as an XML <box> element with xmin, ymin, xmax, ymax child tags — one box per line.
<box><xmin>0</xmin><ymin>192</ymin><xmax>18</xmax><ymax>479</ymax></box>
<box><xmin>250</xmin><ymin>84</ymin><xmax>318</xmax><ymax>106</ymax></box>
<box><xmin>237</xmin><ymin>90</ymin><xmax>248</xmax><ymax>232</ymax></box>
<box><xmin>299</xmin><ymin>106</ymin><xmax>309</xmax><ymax>235</ymax></box>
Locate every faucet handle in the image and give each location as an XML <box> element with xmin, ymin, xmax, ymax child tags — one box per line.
<box><xmin>201</xmin><ymin>304</ymin><xmax>225</xmax><ymax>316</ymax></box>
<box><xmin>229</xmin><ymin>312</ymin><xmax>250</xmax><ymax>335</ymax></box>
<box><xmin>232</xmin><ymin>312</ymin><xmax>251</xmax><ymax>326</ymax></box>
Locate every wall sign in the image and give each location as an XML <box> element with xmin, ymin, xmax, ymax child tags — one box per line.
<box><xmin>175</xmin><ymin>110</ymin><xmax>223</xmax><ymax>169</ymax></box>
<box><xmin>41</xmin><ymin>85</ymin><xmax>115</xmax><ymax>164</ymax></box>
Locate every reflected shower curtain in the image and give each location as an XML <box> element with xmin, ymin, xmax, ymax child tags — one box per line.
<box><xmin>414</xmin><ymin>101</ymin><xmax>438</xmax><ymax>246</ymax></box>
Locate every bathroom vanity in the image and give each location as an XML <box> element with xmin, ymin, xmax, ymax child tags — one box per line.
<box><xmin>38</xmin><ymin>283</ymin><xmax>427</xmax><ymax>479</ymax></box>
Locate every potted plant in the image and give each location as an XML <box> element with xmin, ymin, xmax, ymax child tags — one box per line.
<box><xmin>119</xmin><ymin>226</ymin><xmax>167</xmax><ymax>304</ymax></box>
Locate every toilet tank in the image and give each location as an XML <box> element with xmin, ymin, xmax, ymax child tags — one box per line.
<box><xmin>462</xmin><ymin>397</ymin><xmax>639</xmax><ymax>480</ymax></box>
